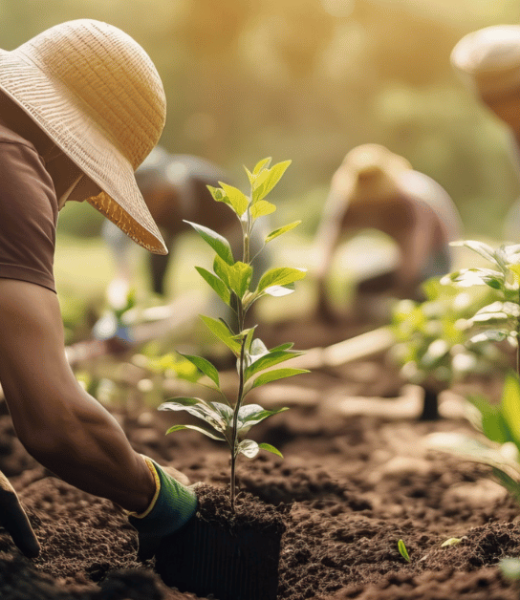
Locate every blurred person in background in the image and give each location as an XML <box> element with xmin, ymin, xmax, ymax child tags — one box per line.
<box><xmin>0</xmin><ymin>20</ymin><xmax>197</xmax><ymax>560</ymax></box>
<box><xmin>99</xmin><ymin>146</ymin><xmax>270</xmax><ymax>340</ymax></box>
<box><xmin>102</xmin><ymin>146</ymin><xmax>233</xmax><ymax>301</ymax></box>
<box><xmin>451</xmin><ymin>25</ymin><xmax>520</xmax><ymax>243</ymax></box>
<box><xmin>313</xmin><ymin>144</ymin><xmax>462</xmax><ymax>322</ymax></box>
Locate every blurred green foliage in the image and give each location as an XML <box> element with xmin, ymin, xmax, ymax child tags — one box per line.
<box><xmin>390</xmin><ymin>278</ymin><xmax>508</xmax><ymax>388</ymax></box>
<box><xmin>3</xmin><ymin>0</ymin><xmax>520</xmax><ymax>239</ymax></box>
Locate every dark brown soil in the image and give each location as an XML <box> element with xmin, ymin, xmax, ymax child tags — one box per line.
<box><xmin>2</xmin><ymin>316</ymin><xmax>520</xmax><ymax>599</ymax></box>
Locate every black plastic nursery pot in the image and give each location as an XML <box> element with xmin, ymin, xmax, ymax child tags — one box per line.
<box><xmin>154</xmin><ymin>484</ymin><xmax>285</xmax><ymax>600</ymax></box>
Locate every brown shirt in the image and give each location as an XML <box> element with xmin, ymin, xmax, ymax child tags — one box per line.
<box><xmin>0</xmin><ymin>123</ymin><xmax>57</xmax><ymax>293</ymax></box>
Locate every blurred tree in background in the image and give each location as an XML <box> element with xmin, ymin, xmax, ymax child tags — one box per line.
<box><xmin>3</xmin><ymin>0</ymin><xmax>520</xmax><ymax>238</ymax></box>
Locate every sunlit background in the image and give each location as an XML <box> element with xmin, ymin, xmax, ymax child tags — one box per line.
<box><xmin>3</xmin><ymin>0</ymin><xmax>520</xmax><ymax>315</ymax></box>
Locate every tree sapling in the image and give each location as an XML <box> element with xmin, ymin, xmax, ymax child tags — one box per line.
<box><xmin>159</xmin><ymin>158</ymin><xmax>308</xmax><ymax>511</ymax></box>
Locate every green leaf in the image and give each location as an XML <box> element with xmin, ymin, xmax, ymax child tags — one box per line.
<box><xmin>212</xmin><ymin>402</ymin><xmax>234</xmax><ymax>427</ymax></box>
<box><xmin>178</xmin><ymin>353</ymin><xmax>220</xmax><ymax>388</ymax></box>
<box><xmin>398</xmin><ymin>539</ymin><xmax>411</xmax><ymax>562</ymax></box>
<box><xmin>200</xmin><ymin>315</ymin><xmax>241</xmax><ymax>355</ymax></box>
<box><xmin>443</xmin><ymin>268</ymin><xmax>505</xmax><ymax>290</ymax></box>
<box><xmin>245</xmin><ymin>350</ymin><xmax>304</xmax><ymax>379</ymax></box>
<box><xmin>237</xmin><ymin>439</ymin><xmax>259</xmax><ymax>458</ymax></box>
<box><xmin>253</xmin><ymin>157</ymin><xmax>272</xmax><ymax>175</ymax></box>
<box><xmin>159</xmin><ymin>397</ymin><xmax>226</xmax><ymax>431</ymax></box>
<box><xmin>195</xmin><ymin>267</ymin><xmax>231</xmax><ymax>305</ymax></box>
<box><xmin>269</xmin><ymin>342</ymin><xmax>295</xmax><ymax>352</ymax></box>
<box><xmin>265</xmin><ymin>221</ymin><xmax>301</xmax><ymax>243</ymax></box>
<box><xmin>184</xmin><ymin>221</ymin><xmax>234</xmax><ymax>265</ymax></box>
<box><xmin>469</xmin><ymin>329</ymin><xmax>508</xmax><ymax>344</ymax></box>
<box><xmin>425</xmin><ymin>432</ymin><xmax>520</xmax><ymax>484</ymax></box>
<box><xmin>257</xmin><ymin>267</ymin><xmax>306</xmax><ymax>293</ymax></box>
<box><xmin>207</xmin><ymin>185</ymin><xmax>232</xmax><ymax>207</ymax></box>
<box><xmin>251</xmin><ymin>368</ymin><xmax>310</xmax><ymax>389</ymax></box>
<box><xmin>251</xmin><ymin>200</ymin><xmax>276</xmax><ymax>220</ymax></box>
<box><xmin>254</xmin><ymin>160</ymin><xmax>291</xmax><ymax>202</ymax></box>
<box><xmin>213</xmin><ymin>256</ymin><xmax>253</xmax><ymax>299</ymax></box>
<box><xmin>258</xmin><ymin>442</ymin><xmax>284</xmax><ymax>458</ymax></box>
<box><xmin>244</xmin><ymin>166</ymin><xmax>255</xmax><ymax>186</ymax></box>
<box><xmin>451</xmin><ymin>240</ymin><xmax>504</xmax><ymax>269</ymax></box>
<box><xmin>466</xmin><ymin>394</ymin><xmax>508</xmax><ymax>445</ymax></box>
<box><xmin>231</xmin><ymin>262</ymin><xmax>253</xmax><ymax>298</ymax></box>
<box><xmin>493</xmin><ymin>467</ymin><xmax>520</xmax><ymax>506</ymax></box>
<box><xmin>471</xmin><ymin>301</ymin><xmax>520</xmax><ymax>324</ymax></box>
<box><xmin>237</xmin><ymin>404</ymin><xmax>289</xmax><ymax>428</ymax></box>
<box><xmin>500</xmin><ymin>374</ymin><xmax>520</xmax><ymax>447</ymax></box>
<box><xmin>166</xmin><ymin>424</ymin><xmax>226</xmax><ymax>442</ymax></box>
<box><xmin>218</xmin><ymin>182</ymin><xmax>249</xmax><ymax>216</ymax></box>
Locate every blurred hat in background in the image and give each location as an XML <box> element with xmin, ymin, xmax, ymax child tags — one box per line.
<box><xmin>335</xmin><ymin>144</ymin><xmax>412</xmax><ymax>204</ymax></box>
<box><xmin>451</xmin><ymin>25</ymin><xmax>520</xmax><ymax>101</ymax></box>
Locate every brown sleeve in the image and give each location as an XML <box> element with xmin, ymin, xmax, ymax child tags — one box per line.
<box><xmin>0</xmin><ymin>140</ymin><xmax>58</xmax><ymax>293</ymax></box>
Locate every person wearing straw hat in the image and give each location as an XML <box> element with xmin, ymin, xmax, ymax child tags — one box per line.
<box><xmin>313</xmin><ymin>144</ymin><xmax>462</xmax><ymax>322</ymax></box>
<box><xmin>0</xmin><ymin>20</ymin><xmax>197</xmax><ymax>559</ymax></box>
<box><xmin>451</xmin><ymin>25</ymin><xmax>520</xmax><ymax>242</ymax></box>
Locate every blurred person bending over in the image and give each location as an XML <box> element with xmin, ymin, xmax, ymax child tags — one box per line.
<box><xmin>451</xmin><ymin>25</ymin><xmax>520</xmax><ymax>242</ymax></box>
<box><xmin>0</xmin><ymin>20</ymin><xmax>197</xmax><ymax>559</ymax></box>
<box><xmin>103</xmin><ymin>146</ymin><xmax>235</xmax><ymax>299</ymax></box>
<box><xmin>313</xmin><ymin>144</ymin><xmax>462</xmax><ymax>322</ymax></box>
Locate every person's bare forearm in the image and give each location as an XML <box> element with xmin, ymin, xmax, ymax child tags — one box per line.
<box><xmin>0</xmin><ymin>279</ymin><xmax>155</xmax><ymax>513</ymax></box>
<box><xmin>3</xmin><ymin>377</ymin><xmax>154</xmax><ymax>512</ymax></box>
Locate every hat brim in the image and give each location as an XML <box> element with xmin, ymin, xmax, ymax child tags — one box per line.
<box><xmin>0</xmin><ymin>49</ymin><xmax>167</xmax><ymax>254</ymax></box>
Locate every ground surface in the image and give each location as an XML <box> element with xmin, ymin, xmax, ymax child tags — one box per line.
<box><xmin>1</xmin><ymin>316</ymin><xmax>520</xmax><ymax>599</ymax></box>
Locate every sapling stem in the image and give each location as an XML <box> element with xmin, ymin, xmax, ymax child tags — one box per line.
<box><xmin>159</xmin><ymin>159</ymin><xmax>308</xmax><ymax>517</ymax></box>
<box><xmin>230</xmin><ymin>336</ymin><xmax>247</xmax><ymax>512</ymax></box>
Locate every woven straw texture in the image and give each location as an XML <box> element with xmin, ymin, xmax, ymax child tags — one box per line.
<box><xmin>0</xmin><ymin>19</ymin><xmax>167</xmax><ymax>253</ymax></box>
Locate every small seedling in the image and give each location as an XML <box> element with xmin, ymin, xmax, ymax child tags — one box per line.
<box><xmin>159</xmin><ymin>158</ymin><xmax>308</xmax><ymax>511</ymax></box>
<box><xmin>398</xmin><ymin>539</ymin><xmax>411</xmax><ymax>562</ymax></box>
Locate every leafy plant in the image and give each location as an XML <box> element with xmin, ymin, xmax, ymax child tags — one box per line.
<box><xmin>159</xmin><ymin>158</ymin><xmax>308</xmax><ymax>511</ymax></box>
<box><xmin>397</xmin><ymin>539</ymin><xmax>411</xmax><ymax>562</ymax></box>
<box><xmin>425</xmin><ymin>240</ymin><xmax>520</xmax><ymax>504</ymax></box>
<box><xmin>391</xmin><ymin>277</ymin><xmax>505</xmax><ymax>389</ymax></box>
<box><xmin>427</xmin><ymin>372</ymin><xmax>520</xmax><ymax>502</ymax></box>
<box><xmin>442</xmin><ymin>240</ymin><xmax>520</xmax><ymax>373</ymax></box>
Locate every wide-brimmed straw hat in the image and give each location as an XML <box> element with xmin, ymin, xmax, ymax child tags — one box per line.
<box><xmin>335</xmin><ymin>144</ymin><xmax>412</xmax><ymax>204</ymax></box>
<box><xmin>451</xmin><ymin>25</ymin><xmax>520</xmax><ymax>102</ymax></box>
<box><xmin>0</xmin><ymin>19</ymin><xmax>167</xmax><ymax>254</ymax></box>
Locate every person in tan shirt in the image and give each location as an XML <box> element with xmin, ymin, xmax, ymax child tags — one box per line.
<box><xmin>313</xmin><ymin>144</ymin><xmax>462</xmax><ymax>321</ymax></box>
<box><xmin>0</xmin><ymin>19</ymin><xmax>196</xmax><ymax>559</ymax></box>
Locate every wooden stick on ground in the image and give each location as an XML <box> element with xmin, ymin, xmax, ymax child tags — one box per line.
<box><xmin>289</xmin><ymin>326</ymin><xmax>395</xmax><ymax>370</ymax></box>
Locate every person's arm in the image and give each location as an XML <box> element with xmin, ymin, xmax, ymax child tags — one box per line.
<box><xmin>312</xmin><ymin>187</ymin><xmax>349</xmax><ymax>320</ymax></box>
<box><xmin>0</xmin><ymin>278</ymin><xmax>154</xmax><ymax>513</ymax></box>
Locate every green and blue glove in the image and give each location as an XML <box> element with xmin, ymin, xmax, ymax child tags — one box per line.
<box><xmin>127</xmin><ymin>457</ymin><xmax>197</xmax><ymax>560</ymax></box>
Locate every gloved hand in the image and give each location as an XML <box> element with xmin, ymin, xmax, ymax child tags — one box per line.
<box><xmin>0</xmin><ymin>470</ymin><xmax>40</xmax><ymax>558</ymax></box>
<box><xmin>127</xmin><ymin>457</ymin><xmax>197</xmax><ymax>560</ymax></box>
